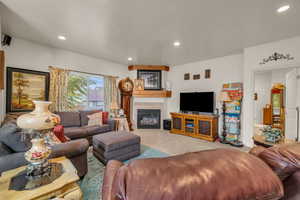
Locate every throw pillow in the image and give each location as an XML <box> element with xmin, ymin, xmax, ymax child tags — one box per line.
<box><xmin>102</xmin><ymin>112</ymin><xmax>109</xmax><ymax>124</ymax></box>
<box><xmin>258</xmin><ymin>144</ymin><xmax>300</xmax><ymax>180</ymax></box>
<box><xmin>53</xmin><ymin>125</ymin><xmax>68</xmax><ymax>143</ymax></box>
<box><xmin>87</xmin><ymin>112</ymin><xmax>103</xmax><ymax>126</ymax></box>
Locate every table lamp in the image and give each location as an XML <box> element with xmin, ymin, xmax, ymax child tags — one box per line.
<box><xmin>218</xmin><ymin>91</ymin><xmax>231</xmax><ymax>143</ymax></box>
<box><xmin>17</xmin><ymin>101</ymin><xmax>60</xmax><ymax>179</ymax></box>
<box><xmin>110</xmin><ymin>101</ymin><xmax>119</xmax><ymax>118</ymax></box>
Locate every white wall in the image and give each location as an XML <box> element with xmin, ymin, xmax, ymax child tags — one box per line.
<box><xmin>4</xmin><ymin>38</ymin><xmax>128</xmax><ymax>76</ymax></box>
<box><xmin>0</xmin><ymin>37</ymin><xmax>128</xmax><ymax>121</ymax></box>
<box><xmin>167</xmin><ymin>54</ymin><xmax>244</xmax><ymax>136</ymax></box>
<box><xmin>243</xmin><ymin>36</ymin><xmax>300</xmax><ymax>147</ymax></box>
<box><xmin>254</xmin><ymin>72</ymin><xmax>271</xmax><ymax>124</ymax></box>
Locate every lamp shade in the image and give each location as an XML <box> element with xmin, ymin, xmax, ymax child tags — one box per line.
<box><xmin>17</xmin><ymin>101</ymin><xmax>60</xmax><ymax>130</ymax></box>
<box><xmin>110</xmin><ymin>101</ymin><xmax>119</xmax><ymax>110</ymax></box>
<box><xmin>219</xmin><ymin>91</ymin><xmax>231</xmax><ymax>102</ymax></box>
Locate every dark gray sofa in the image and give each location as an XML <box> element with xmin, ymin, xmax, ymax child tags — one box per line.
<box><xmin>0</xmin><ymin>122</ymin><xmax>89</xmax><ymax>177</ymax></box>
<box><xmin>56</xmin><ymin>110</ymin><xmax>115</xmax><ymax>145</ymax></box>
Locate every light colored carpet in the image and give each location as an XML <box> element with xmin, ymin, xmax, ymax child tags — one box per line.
<box><xmin>133</xmin><ymin>129</ymin><xmax>250</xmax><ymax>155</ymax></box>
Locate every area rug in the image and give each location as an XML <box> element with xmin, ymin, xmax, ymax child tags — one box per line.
<box><xmin>79</xmin><ymin>145</ymin><xmax>169</xmax><ymax>200</ymax></box>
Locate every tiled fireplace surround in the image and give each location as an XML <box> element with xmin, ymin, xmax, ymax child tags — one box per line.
<box><xmin>132</xmin><ymin>98</ymin><xmax>167</xmax><ymax>130</ymax></box>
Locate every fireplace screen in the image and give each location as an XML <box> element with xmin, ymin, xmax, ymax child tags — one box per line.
<box><xmin>137</xmin><ymin>109</ymin><xmax>161</xmax><ymax>129</ymax></box>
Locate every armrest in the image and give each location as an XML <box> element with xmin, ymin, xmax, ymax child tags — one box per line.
<box><xmin>107</xmin><ymin>119</ymin><xmax>115</xmax><ymax>130</ymax></box>
<box><xmin>102</xmin><ymin>160</ymin><xmax>124</xmax><ymax>200</ymax></box>
<box><xmin>50</xmin><ymin>138</ymin><xmax>89</xmax><ymax>159</ymax></box>
<box><xmin>0</xmin><ymin>152</ymin><xmax>27</xmax><ymax>174</ymax></box>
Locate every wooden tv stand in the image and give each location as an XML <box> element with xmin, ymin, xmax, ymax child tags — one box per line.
<box><xmin>170</xmin><ymin>112</ymin><xmax>218</xmax><ymax>142</ymax></box>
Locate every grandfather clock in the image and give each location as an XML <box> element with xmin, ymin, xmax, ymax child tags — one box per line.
<box><xmin>118</xmin><ymin>77</ymin><xmax>134</xmax><ymax>131</ymax></box>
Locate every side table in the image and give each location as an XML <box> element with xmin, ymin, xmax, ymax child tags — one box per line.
<box><xmin>113</xmin><ymin>117</ymin><xmax>130</xmax><ymax>131</ymax></box>
<box><xmin>0</xmin><ymin>157</ymin><xmax>82</xmax><ymax>200</ymax></box>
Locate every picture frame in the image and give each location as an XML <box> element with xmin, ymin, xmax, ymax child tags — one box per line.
<box><xmin>193</xmin><ymin>74</ymin><xmax>200</xmax><ymax>80</ymax></box>
<box><xmin>137</xmin><ymin>70</ymin><xmax>161</xmax><ymax>90</ymax></box>
<box><xmin>205</xmin><ymin>69</ymin><xmax>211</xmax><ymax>79</ymax></box>
<box><xmin>184</xmin><ymin>73</ymin><xmax>190</xmax><ymax>80</ymax></box>
<box><xmin>134</xmin><ymin>79</ymin><xmax>144</xmax><ymax>91</ymax></box>
<box><xmin>6</xmin><ymin>67</ymin><xmax>50</xmax><ymax>112</ymax></box>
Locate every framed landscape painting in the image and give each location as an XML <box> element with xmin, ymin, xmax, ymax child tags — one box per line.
<box><xmin>6</xmin><ymin>67</ymin><xmax>50</xmax><ymax>112</ymax></box>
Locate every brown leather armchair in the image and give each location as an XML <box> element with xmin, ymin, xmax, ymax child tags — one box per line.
<box><xmin>102</xmin><ymin>148</ymin><xmax>284</xmax><ymax>200</ymax></box>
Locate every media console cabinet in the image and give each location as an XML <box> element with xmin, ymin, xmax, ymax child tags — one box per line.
<box><xmin>170</xmin><ymin>112</ymin><xmax>218</xmax><ymax>142</ymax></box>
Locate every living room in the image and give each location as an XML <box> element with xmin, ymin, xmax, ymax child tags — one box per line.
<box><xmin>0</xmin><ymin>1</ymin><xmax>300</xmax><ymax>200</ymax></box>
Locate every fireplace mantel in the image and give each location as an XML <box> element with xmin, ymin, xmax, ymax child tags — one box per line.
<box><xmin>133</xmin><ymin>90</ymin><xmax>171</xmax><ymax>98</ymax></box>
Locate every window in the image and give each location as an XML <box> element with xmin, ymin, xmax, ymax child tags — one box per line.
<box><xmin>67</xmin><ymin>72</ymin><xmax>104</xmax><ymax>110</ymax></box>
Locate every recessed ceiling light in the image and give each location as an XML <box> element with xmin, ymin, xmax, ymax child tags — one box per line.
<box><xmin>277</xmin><ymin>5</ymin><xmax>290</xmax><ymax>13</ymax></box>
<box><xmin>58</xmin><ymin>35</ymin><xmax>67</xmax><ymax>40</ymax></box>
<box><xmin>128</xmin><ymin>57</ymin><xmax>133</xmax><ymax>61</ymax></box>
<box><xmin>173</xmin><ymin>41</ymin><xmax>181</xmax><ymax>47</ymax></box>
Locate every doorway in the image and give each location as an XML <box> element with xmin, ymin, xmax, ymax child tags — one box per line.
<box><xmin>253</xmin><ymin>67</ymin><xmax>300</xmax><ymax>141</ymax></box>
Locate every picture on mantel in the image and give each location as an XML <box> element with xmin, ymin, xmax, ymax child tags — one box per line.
<box><xmin>137</xmin><ymin>70</ymin><xmax>161</xmax><ymax>90</ymax></box>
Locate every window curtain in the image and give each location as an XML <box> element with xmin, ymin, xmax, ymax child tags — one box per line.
<box><xmin>49</xmin><ymin>66</ymin><xmax>70</xmax><ymax>112</ymax></box>
<box><xmin>104</xmin><ymin>76</ymin><xmax>119</xmax><ymax>112</ymax></box>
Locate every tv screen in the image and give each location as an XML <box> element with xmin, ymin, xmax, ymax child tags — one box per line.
<box><xmin>180</xmin><ymin>92</ymin><xmax>214</xmax><ymax>113</ymax></box>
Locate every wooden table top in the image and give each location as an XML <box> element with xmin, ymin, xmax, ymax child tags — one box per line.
<box><xmin>253</xmin><ymin>134</ymin><xmax>296</xmax><ymax>147</ymax></box>
<box><xmin>0</xmin><ymin>157</ymin><xmax>80</xmax><ymax>200</ymax></box>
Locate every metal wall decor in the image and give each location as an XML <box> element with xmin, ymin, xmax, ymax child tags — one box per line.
<box><xmin>259</xmin><ymin>52</ymin><xmax>294</xmax><ymax>65</ymax></box>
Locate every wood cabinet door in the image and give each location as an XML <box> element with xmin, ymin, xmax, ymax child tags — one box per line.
<box><xmin>171</xmin><ymin>114</ymin><xmax>184</xmax><ymax>134</ymax></box>
<box><xmin>197</xmin><ymin>119</ymin><xmax>212</xmax><ymax>137</ymax></box>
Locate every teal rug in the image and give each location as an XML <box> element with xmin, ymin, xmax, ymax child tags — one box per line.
<box><xmin>79</xmin><ymin>145</ymin><xmax>169</xmax><ymax>200</ymax></box>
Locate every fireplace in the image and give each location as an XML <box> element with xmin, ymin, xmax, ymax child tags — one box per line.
<box><xmin>137</xmin><ymin>109</ymin><xmax>161</xmax><ymax>129</ymax></box>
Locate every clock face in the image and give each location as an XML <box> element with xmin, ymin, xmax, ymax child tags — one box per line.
<box><xmin>123</xmin><ymin>81</ymin><xmax>133</xmax><ymax>92</ymax></box>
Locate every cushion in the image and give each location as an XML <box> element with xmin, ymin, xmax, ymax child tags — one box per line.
<box><xmin>83</xmin><ymin>125</ymin><xmax>111</xmax><ymax>136</ymax></box>
<box><xmin>80</xmin><ymin>110</ymin><xmax>102</xmax><ymax>126</ymax></box>
<box><xmin>0</xmin><ymin>141</ymin><xmax>13</xmax><ymax>156</ymax></box>
<box><xmin>258</xmin><ymin>144</ymin><xmax>300</xmax><ymax>180</ymax></box>
<box><xmin>249</xmin><ymin>146</ymin><xmax>267</xmax><ymax>157</ymax></box>
<box><xmin>93</xmin><ymin>143</ymin><xmax>140</xmax><ymax>159</ymax></box>
<box><xmin>53</xmin><ymin>125</ymin><xmax>68</xmax><ymax>143</ymax></box>
<box><xmin>102</xmin><ymin>112</ymin><xmax>109</xmax><ymax>124</ymax></box>
<box><xmin>108</xmin><ymin>149</ymin><xmax>284</xmax><ymax>200</ymax></box>
<box><xmin>64</xmin><ymin>127</ymin><xmax>88</xmax><ymax>139</ymax></box>
<box><xmin>87</xmin><ymin>112</ymin><xmax>103</xmax><ymax>127</ymax></box>
<box><xmin>93</xmin><ymin>131</ymin><xmax>140</xmax><ymax>152</ymax></box>
<box><xmin>0</xmin><ymin>123</ymin><xmax>31</xmax><ymax>152</ymax></box>
<box><xmin>55</xmin><ymin>112</ymin><xmax>81</xmax><ymax>127</ymax></box>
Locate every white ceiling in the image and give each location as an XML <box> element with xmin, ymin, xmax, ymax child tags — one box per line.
<box><xmin>1</xmin><ymin>0</ymin><xmax>300</xmax><ymax>66</ymax></box>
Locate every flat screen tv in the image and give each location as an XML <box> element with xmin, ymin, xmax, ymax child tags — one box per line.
<box><xmin>180</xmin><ymin>92</ymin><xmax>215</xmax><ymax>113</ymax></box>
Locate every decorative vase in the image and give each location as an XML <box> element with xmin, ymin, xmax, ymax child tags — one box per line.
<box><xmin>17</xmin><ymin>101</ymin><xmax>60</xmax><ymax>130</ymax></box>
<box><xmin>17</xmin><ymin>101</ymin><xmax>60</xmax><ymax>178</ymax></box>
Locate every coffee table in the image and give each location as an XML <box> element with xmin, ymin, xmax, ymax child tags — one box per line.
<box><xmin>0</xmin><ymin>157</ymin><xmax>82</xmax><ymax>200</ymax></box>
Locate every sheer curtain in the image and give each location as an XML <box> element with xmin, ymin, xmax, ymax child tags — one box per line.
<box><xmin>104</xmin><ymin>76</ymin><xmax>119</xmax><ymax>112</ymax></box>
<box><xmin>49</xmin><ymin>66</ymin><xmax>70</xmax><ymax>112</ymax></box>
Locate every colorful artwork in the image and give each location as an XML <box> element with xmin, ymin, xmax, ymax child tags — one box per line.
<box><xmin>6</xmin><ymin>67</ymin><xmax>50</xmax><ymax>112</ymax></box>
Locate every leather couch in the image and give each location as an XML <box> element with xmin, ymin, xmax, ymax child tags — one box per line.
<box><xmin>56</xmin><ymin>110</ymin><xmax>115</xmax><ymax>145</ymax></box>
<box><xmin>102</xmin><ymin>145</ymin><xmax>300</xmax><ymax>200</ymax></box>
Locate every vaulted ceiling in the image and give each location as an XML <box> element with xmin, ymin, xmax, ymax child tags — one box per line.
<box><xmin>1</xmin><ymin>0</ymin><xmax>300</xmax><ymax>65</ymax></box>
